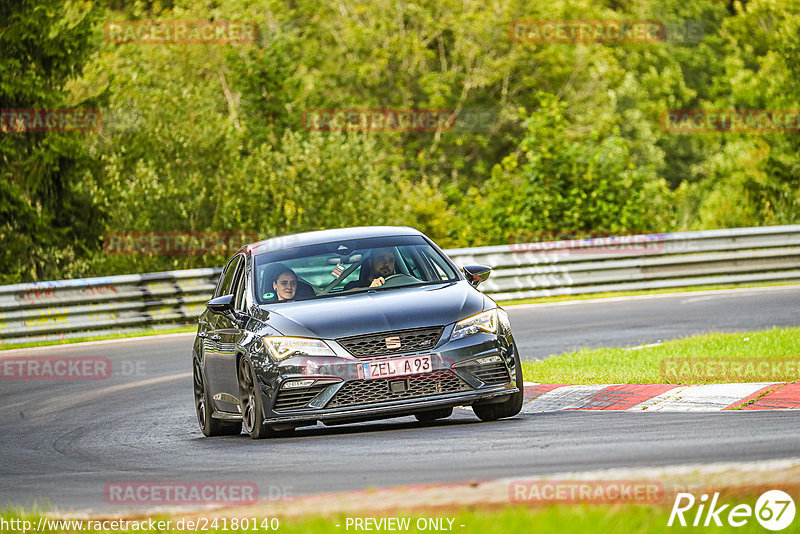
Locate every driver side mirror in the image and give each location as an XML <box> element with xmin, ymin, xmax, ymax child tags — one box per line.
<box><xmin>207</xmin><ymin>294</ymin><xmax>235</xmax><ymax>316</ymax></box>
<box><xmin>463</xmin><ymin>265</ymin><xmax>492</xmax><ymax>288</ymax></box>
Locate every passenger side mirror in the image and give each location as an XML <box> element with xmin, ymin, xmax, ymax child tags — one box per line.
<box><xmin>207</xmin><ymin>294</ymin><xmax>235</xmax><ymax>315</ymax></box>
<box><xmin>463</xmin><ymin>265</ymin><xmax>492</xmax><ymax>288</ymax></box>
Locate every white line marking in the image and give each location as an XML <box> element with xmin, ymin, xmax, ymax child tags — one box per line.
<box><xmin>521</xmin><ymin>384</ymin><xmax>613</xmax><ymax>413</ymax></box>
<box><xmin>0</xmin><ymin>332</ymin><xmax>195</xmax><ymax>357</ymax></box>
<box><xmin>633</xmin><ymin>382</ymin><xmax>779</xmax><ymax>411</ymax></box>
<box><xmin>624</xmin><ymin>342</ymin><xmax>664</xmax><ymax>351</ymax></box>
<box><xmin>680</xmin><ymin>296</ymin><xmax>714</xmax><ymax>304</ymax></box>
<box><xmin>32</xmin><ymin>372</ymin><xmax>192</xmax><ymax>417</ymax></box>
<box><xmin>505</xmin><ymin>284</ymin><xmax>800</xmax><ymax>309</ymax></box>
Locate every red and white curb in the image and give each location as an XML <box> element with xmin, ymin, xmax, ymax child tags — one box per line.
<box><xmin>522</xmin><ymin>382</ymin><xmax>800</xmax><ymax>412</ymax></box>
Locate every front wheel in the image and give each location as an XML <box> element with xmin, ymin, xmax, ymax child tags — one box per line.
<box><xmin>238</xmin><ymin>358</ymin><xmax>270</xmax><ymax>439</ymax></box>
<box><xmin>238</xmin><ymin>358</ymin><xmax>294</xmax><ymax>439</ymax></box>
<box><xmin>472</xmin><ymin>347</ymin><xmax>524</xmax><ymax>422</ymax></box>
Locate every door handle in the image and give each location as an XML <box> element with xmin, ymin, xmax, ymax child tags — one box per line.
<box><xmin>210</xmin><ymin>334</ymin><xmax>221</xmax><ymax>341</ymax></box>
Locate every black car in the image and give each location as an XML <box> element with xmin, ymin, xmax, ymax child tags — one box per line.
<box><xmin>192</xmin><ymin>226</ymin><xmax>523</xmax><ymax>439</ymax></box>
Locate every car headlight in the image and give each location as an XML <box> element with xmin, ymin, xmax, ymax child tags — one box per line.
<box><xmin>450</xmin><ymin>309</ymin><xmax>498</xmax><ymax>340</ymax></box>
<box><xmin>262</xmin><ymin>337</ymin><xmax>336</xmax><ymax>361</ymax></box>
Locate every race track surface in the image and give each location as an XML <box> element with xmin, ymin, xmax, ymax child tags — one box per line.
<box><xmin>1</xmin><ymin>286</ymin><xmax>798</xmax><ymax>512</ymax></box>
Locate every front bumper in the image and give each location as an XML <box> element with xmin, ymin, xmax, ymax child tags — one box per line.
<box><xmin>253</xmin><ymin>330</ymin><xmax>519</xmax><ymax>426</ymax></box>
<box><xmin>262</xmin><ymin>384</ymin><xmax>518</xmax><ymax>424</ymax></box>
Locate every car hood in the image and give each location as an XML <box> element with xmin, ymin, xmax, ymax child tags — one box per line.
<box><xmin>260</xmin><ymin>281</ymin><xmax>489</xmax><ymax>339</ymax></box>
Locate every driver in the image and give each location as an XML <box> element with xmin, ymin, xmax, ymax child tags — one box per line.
<box><xmin>263</xmin><ymin>265</ymin><xmax>298</xmax><ymax>302</ymax></box>
<box><xmin>344</xmin><ymin>248</ymin><xmax>396</xmax><ymax>290</ymax></box>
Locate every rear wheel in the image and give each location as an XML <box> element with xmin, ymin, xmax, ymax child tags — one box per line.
<box><xmin>193</xmin><ymin>359</ymin><xmax>241</xmax><ymax>437</ymax></box>
<box><xmin>472</xmin><ymin>347</ymin><xmax>524</xmax><ymax>422</ymax></box>
<box><xmin>414</xmin><ymin>407</ymin><xmax>453</xmax><ymax>422</ymax></box>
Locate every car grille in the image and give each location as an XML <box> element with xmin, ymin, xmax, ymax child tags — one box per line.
<box><xmin>336</xmin><ymin>327</ymin><xmax>443</xmax><ymax>358</ymax></box>
<box><xmin>325</xmin><ymin>370</ymin><xmax>471</xmax><ymax>408</ymax></box>
<box><xmin>467</xmin><ymin>361</ymin><xmax>511</xmax><ymax>385</ymax></box>
<box><xmin>273</xmin><ymin>384</ymin><xmax>329</xmax><ymax>411</ymax></box>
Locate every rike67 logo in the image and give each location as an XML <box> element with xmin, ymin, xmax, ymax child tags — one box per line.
<box><xmin>669</xmin><ymin>490</ymin><xmax>795</xmax><ymax>531</ymax></box>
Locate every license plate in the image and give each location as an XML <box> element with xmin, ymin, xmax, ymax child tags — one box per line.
<box><xmin>358</xmin><ymin>355</ymin><xmax>432</xmax><ymax>380</ymax></box>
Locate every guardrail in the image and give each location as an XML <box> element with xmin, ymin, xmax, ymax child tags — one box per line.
<box><xmin>0</xmin><ymin>269</ymin><xmax>221</xmax><ymax>345</ymax></box>
<box><xmin>2</xmin><ymin>226</ymin><xmax>799</xmax><ymax>345</ymax></box>
<box><xmin>449</xmin><ymin>225</ymin><xmax>800</xmax><ymax>301</ymax></box>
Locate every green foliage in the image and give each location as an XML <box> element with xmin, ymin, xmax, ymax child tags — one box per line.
<box><xmin>0</xmin><ymin>0</ymin><xmax>103</xmax><ymax>283</ymax></box>
<box><xmin>463</xmin><ymin>94</ymin><xmax>668</xmax><ymax>246</ymax></box>
<box><xmin>681</xmin><ymin>0</ymin><xmax>800</xmax><ymax>228</ymax></box>
<box><xmin>2</xmin><ymin>0</ymin><xmax>800</xmax><ymax>282</ymax></box>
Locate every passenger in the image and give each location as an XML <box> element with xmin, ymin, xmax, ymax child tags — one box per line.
<box><xmin>267</xmin><ymin>265</ymin><xmax>298</xmax><ymax>302</ymax></box>
<box><xmin>344</xmin><ymin>248</ymin><xmax>396</xmax><ymax>290</ymax></box>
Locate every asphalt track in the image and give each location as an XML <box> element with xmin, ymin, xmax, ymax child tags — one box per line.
<box><xmin>0</xmin><ymin>286</ymin><xmax>798</xmax><ymax>512</ymax></box>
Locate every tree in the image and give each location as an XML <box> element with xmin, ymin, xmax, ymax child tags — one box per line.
<box><xmin>0</xmin><ymin>0</ymin><xmax>103</xmax><ymax>283</ymax></box>
<box><xmin>685</xmin><ymin>0</ymin><xmax>800</xmax><ymax>228</ymax></box>
<box><xmin>464</xmin><ymin>93</ymin><xmax>669</xmax><ymax>246</ymax></box>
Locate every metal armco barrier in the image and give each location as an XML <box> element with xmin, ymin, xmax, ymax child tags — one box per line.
<box><xmin>448</xmin><ymin>225</ymin><xmax>800</xmax><ymax>301</ymax></box>
<box><xmin>1</xmin><ymin>226</ymin><xmax>799</xmax><ymax>345</ymax></box>
<box><xmin>0</xmin><ymin>269</ymin><xmax>221</xmax><ymax>345</ymax></box>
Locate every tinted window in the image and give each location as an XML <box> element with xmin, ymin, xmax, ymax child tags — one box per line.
<box><xmin>252</xmin><ymin>235</ymin><xmax>458</xmax><ymax>304</ymax></box>
<box><xmin>216</xmin><ymin>255</ymin><xmax>243</xmax><ymax>297</ymax></box>
<box><xmin>233</xmin><ymin>264</ymin><xmax>247</xmax><ymax>310</ymax></box>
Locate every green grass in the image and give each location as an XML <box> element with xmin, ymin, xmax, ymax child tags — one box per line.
<box><xmin>522</xmin><ymin>326</ymin><xmax>800</xmax><ymax>384</ymax></box>
<box><xmin>0</xmin><ymin>504</ymin><xmax>776</xmax><ymax>534</ymax></box>
<box><xmin>498</xmin><ymin>280</ymin><xmax>800</xmax><ymax>307</ymax></box>
<box><xmin>0</xmin><ymin>326</ymin><xmax>196</xmax><ymax>351</ymax></box>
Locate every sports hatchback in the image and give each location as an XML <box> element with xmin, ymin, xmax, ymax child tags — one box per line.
<box><xmin>192</xmin><ymin>226</ymin><xmax>523</xmax><ymax>438</ymax></box>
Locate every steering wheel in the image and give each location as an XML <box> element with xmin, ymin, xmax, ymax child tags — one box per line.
<box><xmin>376</xmin><ymin>273</ymin><xmax>419</xmax><ymax>288</ymax></box>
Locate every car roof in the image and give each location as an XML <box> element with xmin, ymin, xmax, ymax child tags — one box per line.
<box><xmin>245</xmin><ymin>226</ymin><xmax>426</xmax><ymax>254</ymax></box>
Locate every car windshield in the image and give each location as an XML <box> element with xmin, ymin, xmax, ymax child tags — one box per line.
<box><xmin>252</xmin><ymin>235</ymin><xmax>459</xmax><ymax>304</ymax></box>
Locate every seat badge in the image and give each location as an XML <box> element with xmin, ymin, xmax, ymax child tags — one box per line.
<box><xmin>385</xmin><ymin>336</ymin><xmax>401</xmax><ymax>350</ymax></box>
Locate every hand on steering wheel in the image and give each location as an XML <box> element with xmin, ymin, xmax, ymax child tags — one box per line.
<box><xmin>369</xmin><ymin>273</ymin><xmax>402</xmax><ymax>287</ymax></box>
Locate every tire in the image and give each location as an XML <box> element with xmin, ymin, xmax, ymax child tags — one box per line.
<box><xmin>237</xmin><ymin>358</ymin><xmax>294</xmax><ymax>439</ymax></box>
<box><xmin>472</xmin><ymin>347</ymin><xmax>524</xmax><ymax>422</ymax></box>
<box><xmin>414</xmin><ymin>407</ymin><xmax>453</xmax><ymax>422</ymax></box>
<box><xmin>193</xmin><ymin>359</ymin><xmax>242</xmax><ymax>437</ymax></box>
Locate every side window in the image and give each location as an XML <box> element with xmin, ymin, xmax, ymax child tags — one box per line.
<box><xmin>215</xmin><ymin>255</ymin><xmax>243</xmax><ymax>297</ymax></box>
<box><xmin>401</xmin><ymin>247</ymin><xmax>424</xmax><ymax>279</ymax></box>
<box><xmin>420</xmin><ymin>249</ymin><xmax>450</xmax><ymax>281</ymax></box>
<box><xmin>233</xmin><ymin>266</ymin><xmax>247</xmax><ymax>310</ymax></box>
